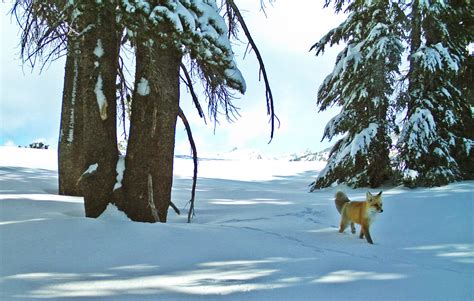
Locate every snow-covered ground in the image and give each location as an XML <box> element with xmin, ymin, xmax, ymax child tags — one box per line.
<box><xmin>0</xmin><ymin>147</ymin><xmax>472</xmax><ymax>300</ymax></box>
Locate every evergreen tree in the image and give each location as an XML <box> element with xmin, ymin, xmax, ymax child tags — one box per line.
<box><xmin>397</xmin><ymin>0</ymin><xmax>474</xmax><ymax>186</ymax></box>
<box><xmin>115</xmin><ymin>0</ymin><xmax>248</xmax><ymax>222</ymax></box>
<box><xmin>442</xmin><ymin>0</ymin><xmax>474</xmax><ymax>181</ymax></box>
<box><xmin>310</xmin><ymin>0</ymin><xmax>404</xmax><ymax>190</ymax></box>
<box><xmin>13</xmin><ymin>0</ymin><xmax>274</xmax><ymax>222</ymax></box>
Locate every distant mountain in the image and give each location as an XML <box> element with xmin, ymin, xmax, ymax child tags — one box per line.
<box><xmin>218</xmin><ymin>147</ymin><xmax>267</xmax><ymax>160</ymax></box>
<box><xmin>289</xmin><ymin>148</ymin><xmax>331</xmax><ymax>162</ymax></box>
<box><xmin>178</xmin><ymin>146</ymin><xmax>331</xmax><ymax>162</ymax></box>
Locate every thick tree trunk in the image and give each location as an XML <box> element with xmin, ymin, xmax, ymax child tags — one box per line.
<box><xmin>118</xmin><ymin>37</ymin><xmax>181</xmax><ymax>223</ymax></box>
<box><xmin>58</xmin><ymin>40</ymin><xmax>85</xmax><ymax>196</ymax></box>
<box><xmin>58</xmin><ymin>3</ymin><xmax>119</xmax><ymax>218</ymax></box>
<box><xmin>79</xmin><ymin>3</ymin><xmax>120</xmax><ymax>218</ymax></box>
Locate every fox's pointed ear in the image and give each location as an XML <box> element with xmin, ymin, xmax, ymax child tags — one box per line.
<box><xmin>366</xmin><ymin>191</ymin><xmax>372</xmax><ymax>199</ymax></box>
<box><xmin>378</xmin><ymin>191</ymin><xmax>383</xmax><ymax>196</ymax></box>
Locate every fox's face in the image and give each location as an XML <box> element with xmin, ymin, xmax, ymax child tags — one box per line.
<box><xmin>367</xmin><ymin>191</ymin><xmax>383</xmax><ymax>213</ymax></box>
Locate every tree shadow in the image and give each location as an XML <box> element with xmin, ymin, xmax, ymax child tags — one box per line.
<box><xmin>1</xmin><ymin>164</ymin><xmax>471</xmax><ymax>300</ymax></box>
<box><xmin>0</xmin><ymin>166</ymin><xmax>58</xmax><ymax>194</ymax></box>
<box><xmin>2</xmin><ymin>253</ymin><xmax>409</xmax><ymax>300</ymax></box>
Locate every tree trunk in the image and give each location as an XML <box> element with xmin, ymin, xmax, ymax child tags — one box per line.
<box><xmin>58</xmin><ymin>39</ymin><xmax>85</xmax><ymax>196</ymax></box>
<box><xmin>58</xmin><ymin>2</ymin><xmax>119</xmax><ymax>218</ymax></box>
<box><xmin>118</xmin><ymin>36</ymin><xmax>181</xmax><ymax>223</ymax></box>
<box><xmin>78</xmin><ymin>3</ymin><xmax>120</xmax><ymax>218</ymax></box>
<box><xmin>407</xmin><ymin>0</ymin><xmax>421</xmax><ymax>112</ymax></box>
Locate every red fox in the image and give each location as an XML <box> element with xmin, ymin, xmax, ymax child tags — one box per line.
<box><xmin>335</xmin><ymin>191</ymin><xmax>383</xmax><ymax>244</ymax></box>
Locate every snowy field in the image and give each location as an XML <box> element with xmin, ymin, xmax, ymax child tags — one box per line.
<box><xmin>0</xmin><ymin>147</ymin><xmax>473</xmax><ymax>300</ymax></box>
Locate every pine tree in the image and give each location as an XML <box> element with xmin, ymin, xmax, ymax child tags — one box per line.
<box><xmin>444</xmin><ymin>0</ymin><xmax>474</xmax><ymax>180</ymax></box>
<box><xmin>310</xmin><ymin>0</ymin><xmax>404</xmax><ymax>190</ymax></box>
<box><xmin>13</xmin><ymin>0</ymin><xmax>274</xmax><ymax>222</ymax></box>
<box><xmin>397</xmin><ymin>0</ymin><xmax>474</xmax><ymax>186</ymax></box>
<box><xmin>116</xmin><ymin>0</ymin><xmax>247</xmax><ymax>222</ymax></box>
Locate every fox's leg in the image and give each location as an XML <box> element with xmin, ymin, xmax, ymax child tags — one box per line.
<box><xmin>350</xmin><ymin>222</ymin><xmax>356</xmax><ymax>234</ymax></box>
<box><xmin>361</xmin><ymin>225</ymin><xmax>373</xmax><ymax>244</ymax></box>
<box><xmin>339</xmin><ymin>217</ymin><xmax>349</xmax><ymax>233</ymax></box>
<box><xmin>359</xmin><ymin>229</ymin><xmax>364</xmax><ymax>239</ymax></box>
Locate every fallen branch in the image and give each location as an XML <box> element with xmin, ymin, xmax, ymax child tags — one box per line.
<box><xmin>178</xmin><ymin>107</ymin><xmax>198</xmax><ymax>223</ymax></box>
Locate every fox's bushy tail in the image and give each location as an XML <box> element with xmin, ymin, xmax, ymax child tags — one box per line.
<box><xmin>335</xmin><ymin>191</ymin><xmax>350</xmax><ymax>214</ymax></box>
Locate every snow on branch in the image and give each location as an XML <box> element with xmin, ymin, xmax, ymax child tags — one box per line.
<box><xmin>322</xmin><ymin>109</ymin><xmax>353</xmax><ymax>141</ymax></box>
<box><xmin>413</xmin><ymin>43</ymin><xmax>460</xmax><ymax>73</ymax></box>
<box><xmin>310</xmin><ymin>12</ymin><xmax>355</xmax><ymax>55</ymax></box>
<box><xmin>399</xmin><ymin>107</ymin><xmax>437</xmax><ymax>157</ymax></box>
<box><xmin>121</xmin><ymin>0</ymin><xmax>246</xmax><ymax>93</ymax></box>
<box><xmin>326</xmin><ymin>124</ymin><xmax>379</xmax><ymax>170</ymax></box>
<box><xmin>312</xmin><ymin>122</ymin><xmax>381</xmax><ymax>188</ymax></box>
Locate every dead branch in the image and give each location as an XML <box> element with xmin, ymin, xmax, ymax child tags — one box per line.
<box><xmin>259</xmin><ymin>0</ymin><xmax>275</xmax><ymax>18</ymax></box>
<box><xmin>180</xmin><ymin>63</ymin><xmax>206</xmax><ymax>121</ymax></box>
<box><xmin>178</xmin><ymin>107</ymin><xmax>198</xmax><ymax>223</ymax></box>
<box><xmin>117</xmin><ymin>52</ymin><xmax>133</xmax><ymax>140</ymax></box>
<box><xmin>169</xmin><ymin>201</ymin><xmax>181</xmax><ymax>215</ymax></box>
<box><xmin>11</xmin><ymin>0</ymin><xmax>70</xmax><ymax>71</ymax></box>
<box><xmin>225</xmin><ymin>0</ymin><xmax>280</xmax><ymax>142</ymax></box>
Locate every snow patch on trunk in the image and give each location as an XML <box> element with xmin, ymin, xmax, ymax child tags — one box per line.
<box><xmin>93</xmin><ymin>39</ymin><xmax>104</xmax><ymax>58</ymax></box>
<box><xmin>113</xmin><ymin>156</ymin><xmax>125</xmax><ymax>191</ymax></box>
<box><xmin>137</xmin><ymin>77</ymin><xmax>150</xmax><ymax>96</ymax></box>
<box><xmin>83</xmin><ymin>163</ymin><xmax>98</xmax><ymax>176</ymax></box>
<box><xmin>94</xmin><ymin>74</ymin><xmax>108</xmax><ymax>120</ymax></box>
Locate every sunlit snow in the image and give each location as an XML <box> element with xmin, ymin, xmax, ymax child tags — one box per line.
<box><xmin>0</xmin><ymin>147</ymin><xmax>472</xmax><ymax>300</ymax></box>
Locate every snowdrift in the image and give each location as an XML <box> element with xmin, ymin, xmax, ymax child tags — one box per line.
<box><xmin>0</xmin><ymin>147</ymin><xmax>472</xmax><ymax>300</ymax></box>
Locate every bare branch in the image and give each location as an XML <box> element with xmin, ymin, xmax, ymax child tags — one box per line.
<box><xmin>11</xmin><ymin>0</ymin><xmax>71</xmax><ymax>71</ymax></box>
<box><xmin>169</xmin><ymin>201</ymin><xmax>181</xmax><ymax>215</ymax></box>
<box><xmin>225</xmin><ymin>0</ymin><xmax>280</xmax><ymax>142</ymax></box>
<box><xmin>259</xmin><ymin>0</ymin><xmax>275</xmax><ymax>18</ymax></box>
<box><xmin>117</xmin><ymin>50</ymin><xmax>133</xmax><ymax>141</ymax></box>
<box><xmin>178</xmin><ymin>108</ymin><xmax>198</xmax><ymax>223</ymax></box>
<box><xmin>180</xmin><ymin>63</ymin><xmax>206</xmax><ymax>122</ymax></box>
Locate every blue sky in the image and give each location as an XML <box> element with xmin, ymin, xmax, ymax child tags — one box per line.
<box><xmin>0</xmin><ymin>1</ymin><xmax>345</xmax><ymax>156</ymax></box>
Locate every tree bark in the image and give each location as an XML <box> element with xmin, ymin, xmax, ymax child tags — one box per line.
<box><xmin>78</xmin><ymin>3</ymin><xmax>120</xmax><ymax>218</ymax></box>
<box><xmin>118</xmin><ymin>35</ymin><xmax>182</xmax><ymax>223</ymax></box>
<box><xmin>58</xmin><ymin>2</ymin><xmax>119</xmax><ymax>218</ymax></box>
<box><xmin>58</xmin><ymin>39</ymin><xmax>85</xmax><ymax>196</ymax></box>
